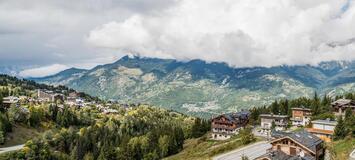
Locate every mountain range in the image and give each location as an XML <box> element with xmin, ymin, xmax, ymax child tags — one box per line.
<box><xmin>31</xmin><ymin>56</ymin><xmax>355</xmax><ymax>117</ymax></box>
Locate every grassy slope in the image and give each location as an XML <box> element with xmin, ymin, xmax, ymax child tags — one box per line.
<box><xmin>0</xmin><ymin>123</ymin><xmax>49</xmax><ymax>147</ymax></box>
<box><xmin>165</xmin><ymin>135</ymin><xmax>260</xmax><ymax>160</ymax></box>
<box><xmin>328</xmin><ymin>137</ymin><xmax>355</xmax><ymax>160</ymax></box>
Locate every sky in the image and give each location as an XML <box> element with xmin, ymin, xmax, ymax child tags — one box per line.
<box><xmin>0</xmin><ymin>0</ymin><xmax>355</xmax><ymax>77</ymax></box>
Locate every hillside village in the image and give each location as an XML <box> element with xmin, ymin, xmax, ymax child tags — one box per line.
<box><xmin>2</xmin><ymin>89</ymin><xmax>124</xmax><ymax>115</ymax></box>
<box><xmin>211</xmin><ymin>96</ymin><xmax>355</xmax><ymax>160</ymax></box>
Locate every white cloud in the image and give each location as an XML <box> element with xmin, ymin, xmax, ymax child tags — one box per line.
<box><xmin>19</xmin><ymin>64</ymin><xmax>69</xmax><ymax>77</ymax></box>
<box><xmin>87</xmin><ymin>0</ymin><xmax>355</xmax><ymax>67</ymax></box>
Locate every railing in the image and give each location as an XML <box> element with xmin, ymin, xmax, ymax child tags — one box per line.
<box><xmin>211</xmin><ymin>124</ymin><xmax>236</xmax><ymax>130</ymax></box>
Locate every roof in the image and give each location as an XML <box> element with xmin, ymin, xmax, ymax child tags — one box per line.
<box><xmin>260</xmin><ymin>114</ymin><xmax>288</xmax><ymax>119</ymax></box>
<box><xmin>213</xmin><ymin>111</ymin><xmax>250</xmax><ymax>123</ymax></box>
<box><xmin>292</xmin><ymin>107</ymin><xmax>312</xmax><ymax>111</ymax></box>
<box><xmin>271</xmin><ymin>130</ymin><xmax>323</xmax><ymax>154</ymax></box>
<box><xmin>271</xmin><ymin>130</ymin><xmax>291</xmax><ymax>139</ymax></box>
<box><xmin>306</xmin><ymin>128</ymin><xmax>334</xmax><ymax>135</ymax></box>
<box><xmin>331</xmin><ymin>99</ymin><xmax>355</xmax><ymax>106</ymax></box>
<box><xmin>311</xmin><ymin>119</ymin><xmax>337</xmax><ymax>126</ymax></box>
<box><xmin>256</xmin><ymin>150</ymin><xmax>315</xmax><ymax>160</ymax></box>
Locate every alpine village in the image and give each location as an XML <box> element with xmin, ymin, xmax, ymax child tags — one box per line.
<box><xmin>0</xmin><ymin>73</ymin><xmax>354</xmax><ymax>160</ymax></box>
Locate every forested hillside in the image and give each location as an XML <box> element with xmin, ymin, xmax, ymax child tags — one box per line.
<box><xmin>0</xmin><ymin>75</ymin><xmax>210</xmax><ymax>160</ymax></box>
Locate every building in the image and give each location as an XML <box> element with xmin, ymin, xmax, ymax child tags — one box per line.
<box><xmin>291</xmin><ymin>107</ymin><xmax>312</xmax><ymax>126</ymax></box>
<box><xmin>68</xmin><ymin>92</ymin><xmax>78</xmax><ymax>98</ymax></box>
<box><xmin>2</xmin><ymin>96</ymin><xmax>19</xmax><ymax>108</ymax></box>
<box><xmin>260</xmin><ymin>114</ymin><xmax>289</xmax><ymax>134</ymax></box>
<box><xmin>331</xmin><ymin>98</ymin><xmax>355</xmax><ymax>117</ymax></box>
<box><xmin>255</xmin><ymin>130</ymin><xmax>324</xmax><ymax>160</ymax></box>
<box><xmin>211</xmin><ymin>111</ymin><xmax>250</xmax><ymax>140</ymax></box>
<box><xmin>37</xmin><ymin>89</ymin><xmax>53</xmax><ymax>101</ymax></box>
<box><xmin>306</xmin><ymin>119</ymin><xmax>337</xmax><ymax>142</ymax></box>
<box><xmin>37</xmin><ymin>89</ymin><xmax>64</xmax><ymax>102</ymax></box>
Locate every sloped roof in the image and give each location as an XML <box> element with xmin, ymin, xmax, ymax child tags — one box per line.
<box><xmin>291</xmin><ymin>106</ymin><xmax>312</xmax><ymax>111</ymax></box>
<box><xmin>213</xmin><ymin>111</ymin><xmax>250</xmax><ymax>123</ymax></box>
<box><xmin>271</xmin><ymin>130</ymin><xmax>323</xmax><ymax>154</ymax></box>
<box><xmin>256</xmin><ymin>150</ymin><xmax>315</xmax><ymax>160</ymax></box>
<box><xmin>331</xmin><ymin>98</ymin><xmax>355</xmax><ymax>106</ymax></box>
<box><xmin>288</xmin><ymin>130</ymin><xmax>323</xmax><ymax>153</ymax></box>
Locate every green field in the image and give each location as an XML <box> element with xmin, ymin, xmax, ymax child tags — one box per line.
<box><xmin>165</xmin><ymin>134</ymin><xmax>260</xmax><ymax>160</ymax></box>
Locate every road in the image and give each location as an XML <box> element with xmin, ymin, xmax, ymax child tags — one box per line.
<box><xmin>213</xmin><ymin>141</ymin><xmax>271</xmax><ymax>160</ymax></box>
<box><xmin>0</xmin><ymin>144</ymin><xmax>24</xmax><ymax>154</ymax></box>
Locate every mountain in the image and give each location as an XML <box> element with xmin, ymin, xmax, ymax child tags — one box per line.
<box><xmin>31</xmin><ymin>56</ymin><xmax>355</xmax><ymax>117</ymax></box>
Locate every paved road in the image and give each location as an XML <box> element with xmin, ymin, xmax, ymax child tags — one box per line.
<box><xmin>213</xmin><ymin>141</ymin><xmax>271</xmax><ymax>160</ymax></box>
<box><xmin>0</xmin><ymin>144</ymin><xmax>24</xmax><ymax>154</ymax></box>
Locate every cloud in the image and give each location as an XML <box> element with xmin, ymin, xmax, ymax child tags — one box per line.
<box><xmin>0</xmin><ymin>0</ymin><xmax>177</xmax><ymax>67</ymax></box>
<box><xmin>87</xmin><ymin>0</ymin><xmax>355</xmax><ymax>67</ymax></box>
<box><xmin>19</xmin><ymin>64</ymin><xmax>69</xmax><ymax>78</ymax></box>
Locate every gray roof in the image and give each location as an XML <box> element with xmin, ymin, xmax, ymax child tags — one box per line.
<box><xmin>214</xmin><ymin>111</ymin><xmax>250</xmax><ymax>123</ymax></box>
<box><xmin>311</xmin><ymin>119</ymin><xmax>337</xmax><ymax>126</ymax></box>
<box><xmin>260</xmin><ymin>114</ymin><xmax>288</xmax><ymax>119</ymax></box>
<box><xmin>331</xmin><ymin>98</ymin><xmax>355</xmax><ymax>106</ymax></box>
<box><xmin>288</xmin><ymin>130</ymin><xmax>323</xmax><ymax>153</ymax></box>
<box><xmin>291</xmin><ymin>107</ymin><xmax>311</xmax><ymax>111</ymax></box>
<box><xmin>256</xmin><ymin>150</ymin><xmax>315</xmax><ymax>160</ymax></box>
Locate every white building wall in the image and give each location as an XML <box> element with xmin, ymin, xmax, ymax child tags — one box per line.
<box><xmin>324</xmin><ymin>125</ymin><xmax>335</xmax><ymax>131</ymax></box>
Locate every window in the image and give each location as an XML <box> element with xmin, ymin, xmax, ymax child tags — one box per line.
<box><xmin>290</xmin><ymin>147</ymin><xmax>296</xmax><ymax>156</ymax></box>
<box><xmin>281</xmin><ymin>140</ymin><xmax>287</xmax><ymax>144</ymax></box>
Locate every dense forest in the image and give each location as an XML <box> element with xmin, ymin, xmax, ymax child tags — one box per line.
<box><xmin>0</xmin><ymin>75</ymin><xmax>210</xmax><ymax>160</ymax></box>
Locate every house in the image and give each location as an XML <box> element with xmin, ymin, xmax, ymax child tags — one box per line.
<box><xmin>103</xmin><ymin>108</ymin><xmax>119</xmax><ymax>114</ymax></box>
<box><xmin>2</xmin><ymin>96</ymin><xmax>19</xmax><ymax>108</ymax></box>
<box><xmin>331</xmin><ymin>98</ymin><xmax>355</xmax><ymax>117</ymax></box>
<box><xmin>37</xmin><ymin>89</ymin><xmax>53</xmax><ymax>101</ymax></box>
<box><xmin>37</xmin><ymin>89</ymin><xmax>64</xmax><ymax>102</ymax></box>
<box><xmin>306</xmin><ymin>119</ymin><xmax>337</xmax><ymax>142</ymax></box>
<box><xmin>291</xmin><ymin>107</ymin><xmax>312</xmax><ymax>126</ymax></box>
<box><xmin>68</xmin><ymin>92</ymin><xmax>78</xmax><ymax>98</ymax></box>
<box><xmin>52</xmin><ymin>93</ymin><xmax>65</xmax><ymax>102</ymax></box>
<box><xmin>211</xmin><ymin>110</ymin><xmax>250</xmax><ymax>140</ymax></box>
<box><xmin>66</xmin><ymin>92</ymin><xmax>78</xmax><ymax>102</ymax></box>
<box><xmin>255</xmin><ymin>130</ymin><xmax>324</xmax><ymax>160</ymax></box>
<box><xmin>260</xmin><ymin>114</ymin><xmax>289</xmax><ymax>134</ymax></box>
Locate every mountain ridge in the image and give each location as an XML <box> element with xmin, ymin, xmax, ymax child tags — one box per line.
<box><xmin>31</xmin><ymin>56</ymin><xmax>355</xmax><ymax>117</ymax></box>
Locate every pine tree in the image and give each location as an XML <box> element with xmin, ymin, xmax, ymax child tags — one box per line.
<box><xmin>334</xmin><ymin>116</ymin><xmax>347</xmax><ymax>140</ymax></box>
<box><xmin>0</xmin><ymin>93</ymin><xmax>3</xmax><ymax>106</ymax></box>
<box><xmin>271</xmin><ymin>100</ymin><xmax>279</xmax><ymax>114</ymax></box>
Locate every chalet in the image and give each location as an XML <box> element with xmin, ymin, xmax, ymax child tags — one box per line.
<box><xmin>331</xmin><ymin>99</ymin><xmax>355</xmax><ymax>117</ymax></box>
<box><xmin>211</xmin><ymin>111</ymin><xmax>250</xmax><ymax>140</ymax></box>
<box><xmin>256</xmin><ymin>130</ymin><xmax>324</xmax><ymax>160</ymax></box>
<box><xmin>291</xmin><ymin>107</ymin><xmax>312</xmax><ymax>126</ymax></box>
<box><xmin>260</xmin><ymin>114</ymin><xmax>289</xmax><ymax>134</ymax></box>
<box><xmin>306</xmin><ymin>119</ymin><xmax>337</xmax><ymax>142</ymax></box>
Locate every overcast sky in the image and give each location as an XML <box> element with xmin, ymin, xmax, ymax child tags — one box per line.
<box><xmin>0</xmin><ymin>0</ymin><xmax>354</xmax><ymax>77</ymax></box>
